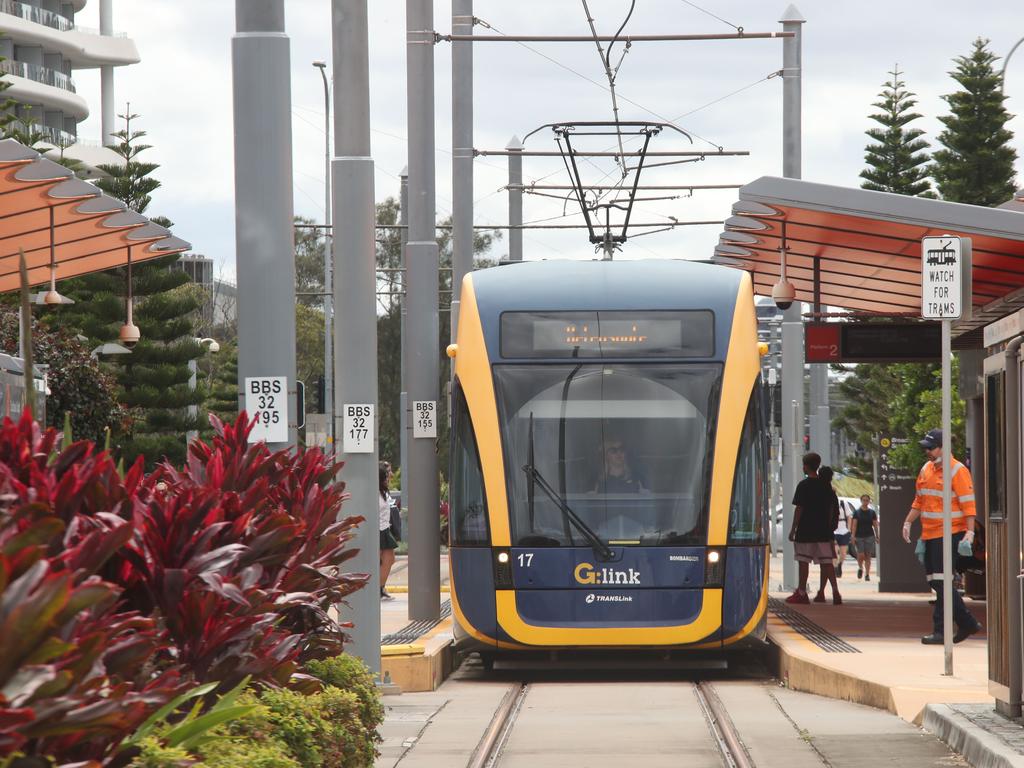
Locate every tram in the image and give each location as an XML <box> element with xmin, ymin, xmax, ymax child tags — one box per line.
<box><xmin>446</xmin><ymin>259</ymin><xmax>769</xmax><ymax>657</ymax></box>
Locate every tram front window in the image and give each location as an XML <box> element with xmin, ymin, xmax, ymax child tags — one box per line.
<box><xmin>494</xmin><ymin>365</ymin><xmax>720</xmax><ymax>547</ymax></box>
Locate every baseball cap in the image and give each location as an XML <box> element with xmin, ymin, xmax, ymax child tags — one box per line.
<box><xmin>919</xmin><ymin>428</ymin><xmax>943</xmax><ymax>449</ymax></box>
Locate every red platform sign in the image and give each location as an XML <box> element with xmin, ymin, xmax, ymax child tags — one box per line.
<box><xmin>805</xmin><ymin>323</ymin><xmax>841</xmax><ymax>363</ymax></box>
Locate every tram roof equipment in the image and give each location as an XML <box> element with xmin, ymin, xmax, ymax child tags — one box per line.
<box><xmin>0</xmin><ymin>138</ymin><xmax>190</xmax><ymax>294</ymax></box>
<box><xmin>712</xmin><ymin>176</ymin><xmax>1024</xmax><ymax>344</ymax></box>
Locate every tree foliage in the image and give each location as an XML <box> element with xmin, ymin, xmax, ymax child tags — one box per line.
<box><xmin>932</xmin><ymin>38</ymin><xmax>1018</xmax><ymax>206</ymax></box>
<box><xmin>859</xmin><ymin>66</ymin><xmax>933</xmax><ymax>197</ymax></box>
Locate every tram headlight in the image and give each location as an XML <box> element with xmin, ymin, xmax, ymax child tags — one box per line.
<box><xmin>705</xmin><ymin>548</ymin><xmax>726</xmax><ymax>587</ymax></box>
<box><xmin>493</xmin><ymin>548</ymin><xmax>514</xmax><ymax>589</ymax></box>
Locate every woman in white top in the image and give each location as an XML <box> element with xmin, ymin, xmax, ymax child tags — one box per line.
<box><xmin>832</xmin><ymin>494</ymin><xmax>852</xmax><ymax>578</ymax></box>
<box><xmin>379</xmin><ymin>462</ymin><xmax>398</xmax><ymax>600</ymax></box>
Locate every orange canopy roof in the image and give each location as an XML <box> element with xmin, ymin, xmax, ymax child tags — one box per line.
<box><xmin>713</xmin><ymin>177</ymin><xmax>1024</xmax><ymax>341</ymax></box>
<box><xmin>0</xmin><ymin>138</ymin><xmax>190</xmax><ymax>292</ymax></box>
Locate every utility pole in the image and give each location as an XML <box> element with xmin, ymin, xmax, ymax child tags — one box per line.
<box><xmin>451</xmin><ymin>0</ymin><xmax>473</xmax><ymax>346</ymax></box>
<box><xmin>333</xmin><ymin>0</ymin><xmax>380</xmax><ymax>672</ymax></box>
<box><xmin>232</xmin><ymin>0</ymin><xmax>297</xmax><ymax>449</ymax></box>
<box><xmin>315</xmin><ymin>61</ymin><xmax>334</xmax><ymax>447</ymax></box>
<box><xmin>406</xmin><ymin>0</ymin><xmax>441</xmax><ymax>621</ymax></box>
<box><xmin>779</xmin><ymin>4</ymin><xmax>804</xmax><ymax>591</ymax></box>
<box><xmin>507</xmin><ymin>136</ymin><xmax>523</xmax><ymax>261</ymax></box>
<box><xmin>400</xmin><ymin>167</ymin><xmax>409</xmax><ymax>485</ymax></box>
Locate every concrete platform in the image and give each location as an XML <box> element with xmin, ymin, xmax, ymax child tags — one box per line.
<box><xmin>767</xmin><ymin>553</ymin><xmax>1024</xmax><ymax>766</ymax></box>
<box><xmin>378</xmin><ymin>555</ymin><xmax>456</xmax><ymax>694</ymax></box>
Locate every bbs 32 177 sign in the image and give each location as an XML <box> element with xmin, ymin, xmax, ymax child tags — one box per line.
<box><xmin>244</xmin><ymin>376</ymin><xmax>289</xmax><ymax>444</ymax></box>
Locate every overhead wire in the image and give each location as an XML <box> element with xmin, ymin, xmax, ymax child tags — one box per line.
<box><xmin>579</xmin><ymin>0</ymin><xmax>628</xmax><ymax>179</ymax></box>
<box><xmin>677</xmin><ymin>0</ymin><xmax>742</xmax><ymax>32</ymax></box>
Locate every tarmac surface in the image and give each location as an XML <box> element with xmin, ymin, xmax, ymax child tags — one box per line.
<box><xmin>372</xmin><ymin>552</ymin><xmax>1024</xmax><ymax>767</ymax></box>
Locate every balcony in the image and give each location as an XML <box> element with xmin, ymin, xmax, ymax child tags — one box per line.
<box><xmin>0</xmin><ymin>59</ymin><xmax>75</xmax><ymax>92</ymax></box>
<box><xmin>0</xmin><ymin>0</ymin><xmax>73</xmax><ymax>32</ymax></box>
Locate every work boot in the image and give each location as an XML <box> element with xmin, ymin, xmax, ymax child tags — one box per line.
<box><xmin>953</xmin><ymin>622</ymin><xmax>982</xmax><ymax>643</ymax></box>
<box><xmin>921</xmin><ymin>633</ymin><xmax>944</xmax><ymax>645</ymax></box>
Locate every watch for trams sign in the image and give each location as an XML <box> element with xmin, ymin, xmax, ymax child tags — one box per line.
<box><xmin>921</xmin><ymin>236</ymin><xmax>963</xmax><ymax>319</ymax></box>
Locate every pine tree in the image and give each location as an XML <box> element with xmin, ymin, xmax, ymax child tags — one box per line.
<box><xmin>932</xmin><ymin>38</ymin><xmax>1018</xmax><ymax>206</ymax></box>
<box><xmin>57</xmin><ymin>110</ymin><xmax>201</xmax><ymax>468</ymax></box>
<box><xmin>859</xmin><ymin>66</ymin><xmax>933</xmax><ymax>196</ymax></box>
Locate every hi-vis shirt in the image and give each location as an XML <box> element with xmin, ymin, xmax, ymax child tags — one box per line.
<box><xmin>911</xmin><ymin>455</ymin><xmax>976</xmax><ymax>540</ymax></box>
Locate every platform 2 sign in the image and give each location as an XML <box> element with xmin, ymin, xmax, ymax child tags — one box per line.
<box><xmin>245</xmin><ymin>376</ymin><xmax>288</xmax><ymax>444</ymax></box>
<box><xmin>804</xmin><ymin>323</ymin><xmax>940</xmax><ymax>363</ymax></box>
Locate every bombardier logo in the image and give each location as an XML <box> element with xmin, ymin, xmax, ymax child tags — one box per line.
<box><xmin>574</xmin><ymin>562</ymin><xmax>640</xmax><ymax>585</ymax></box>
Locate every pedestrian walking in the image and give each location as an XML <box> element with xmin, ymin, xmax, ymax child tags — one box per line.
<box><xmin>787</xmin><ymin>452</ymin><xmax>841</xmax><ymax>605</ymax></box>
<box><xmin>850</xmin><ymin>494</ymin><xmax>879</xmax><ymax>581</ymax></box>
<box><xmin>901</xmin><ymin>429</ymin><xmax>982</xmax><ymax>645</ymax></box>
<box><xmin>833</xmin><ymin>494</ymin><xmax>852</xmax><ymax>578</ymax></box>
<box><xmin>379</xmin><ymin>461</ymin><xmax>398</xmax><ymax>601</ymax></box>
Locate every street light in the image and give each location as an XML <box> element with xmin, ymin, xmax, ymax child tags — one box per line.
<box><xmin>187</xmin><ymin>337</ymin><xmax>219</xmax><ymax>444</ymax></box>
<box><xmin>314</xmin><ymin>60</ymin><xmax>333</xmax><ymax>446</ymax></box>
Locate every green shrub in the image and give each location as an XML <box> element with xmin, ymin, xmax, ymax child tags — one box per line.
<box><xmin>316</xmin><ymin>687</ymin><xmax>373</xmax><ymax>768</ymax></box>
<box><xmin>305</xmin><ymin>656</ymin><xmax>385</xmax><ymax>738</ymax></box>
<box><xmin>249</xmin><ymin>689</ymin><xmax>324</xmax><ymax>768</ymax></box>
<box><xmin>200</xmin><ymin>737</ymin><xmax>298</xmax><ymax>768</ymax></box>
<box><xmin>129</xmin><ymin>737</ymin><xmax>193</xmax><ymax>768</ymax></box>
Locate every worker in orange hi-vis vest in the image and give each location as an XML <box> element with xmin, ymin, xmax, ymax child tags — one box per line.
<box><xmin>901</xmin><ymin>428</ymin><xmax>982</xmax><ymax>646</ymax></box>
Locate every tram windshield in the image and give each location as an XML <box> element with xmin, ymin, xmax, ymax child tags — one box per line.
<box><xmin>494</xmin><ymin>364</ymin><xmax>720</xmax><ymax>547</ymax></box>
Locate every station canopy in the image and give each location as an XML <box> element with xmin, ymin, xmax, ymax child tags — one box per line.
<box><xmin>712</xmin><ymin>176</ymin><xmax>1024</xmax><ymax>345</ymax></box>
<box><xmin>0</xmin><ymin>138</ymin><xmax>190</xmax><ymax>293</ymax></box>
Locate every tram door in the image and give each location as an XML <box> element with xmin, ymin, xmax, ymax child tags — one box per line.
<box><xmin>983</xmin><ymin>352</ymin><xmax>1024</xmax><ymax>720</ymax></box>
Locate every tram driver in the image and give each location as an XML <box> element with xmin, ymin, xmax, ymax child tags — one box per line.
<box><xmin>593</xmin><ymin>434</ymin><xmax>648</xmax><ymax>495</ymax></box>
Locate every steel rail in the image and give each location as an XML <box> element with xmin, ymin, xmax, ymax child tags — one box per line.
<box><xmin>440</xmin><ymin>31</ymin><xmax>793</xmax><ymax>42</ymax></box>
<box><xmin>694</xmin><ymin>681</ymin><xmax>754</xmax><ymax>768</ymax></box>
<box><xmin>466</xmin><ymin>683</ymin><xmax>528</xmax><ymax>768</ymax></box>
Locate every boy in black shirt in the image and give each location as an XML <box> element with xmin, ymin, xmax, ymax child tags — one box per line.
<box><xmin>787</xmin><ymin>452</ymin><xmax>842</xmax><ymax>605</ymax></box>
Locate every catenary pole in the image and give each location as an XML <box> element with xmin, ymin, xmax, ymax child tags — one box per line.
<box><xmin>451</xmin><ymin>0</ymin><xmax>473</xmax><ymax>356</ymax></box>
<box><xmin>407</xmin><ymin>0</ymin><xmax>441</xmax><ymax>621</ymax></box>
<box><xmin>315</xmin><ymin>62</ymin><xmax>334</xmax><ymax>447</ymax></box>
<box><xmin>779</xmin><ymin>4</ymin><xmax>804</xmax><ymax>592</ymax></box>
<box><xmin>507</xmin><ymin>136</ymin><xmax>523</xmax><ymax>261</ymax></box>
<box><xmin>400</xmin><ymin>167</ymin><xmax>409</xmax><ymax>490</ymax></box>
<box><xmin>232</xmin><ymin>0</ymin><xmax>298</xmax><ymax>449</ymax></box>
<box><xmin>332</xmin><ymin>0</ymin><xmax>380</xmax><ymax>672</ymax></box>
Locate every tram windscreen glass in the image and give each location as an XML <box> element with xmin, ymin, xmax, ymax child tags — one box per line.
<box><xmin>500</xmin><ymin>311</ymin><xmax>714</xmax><ymax>358</ymax></box>
<box><xmin>494</xmin><ymin>364</ymin><xmax>720</xmax><ymax>547</ymax></box>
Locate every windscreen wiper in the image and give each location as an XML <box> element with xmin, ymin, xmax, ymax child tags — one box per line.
<box><xmin>524</xmin><ymin>428</ymin><xmax>610</xmax><ymax>561</ymax></box>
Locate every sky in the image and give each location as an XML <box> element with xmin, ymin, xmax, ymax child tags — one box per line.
<box><xmin>71</xmin><ymin>1</ymin><xmax>1024</xmax><ymax>282</ymax></box>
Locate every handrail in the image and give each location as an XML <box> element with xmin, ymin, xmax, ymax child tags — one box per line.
<box><xmin>0</xmin><ymin>0</ymin><xmax>73</xmax><ymax>32</ymax></box>
<box><xmin>0</xmin><ymin>58</ymin><xmax>75</xmax><ymax>93</ymax></box>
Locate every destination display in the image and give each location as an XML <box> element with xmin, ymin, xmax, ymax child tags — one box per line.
<box><xmin>804</xmin><ymin>322</ymin><xmax>941</xmax><ymax>363</ymax></box>
<box><xmin>501</xmin><ymin>310</ymin><xmax>714</xmax><ymax>358</ymax></box>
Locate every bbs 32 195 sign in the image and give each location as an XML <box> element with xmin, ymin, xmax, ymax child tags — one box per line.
<box><xmin>244</xmin><ymin>376</ymin><xmax>288</xmax><ymax>444</ymax></box>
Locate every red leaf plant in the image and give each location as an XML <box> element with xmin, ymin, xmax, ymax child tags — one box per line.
<box><xmin>0</xmin><ymin>413</ymin><xmax>182</xmax><ymax>767</ymax></box>
<box><xmin>114</xmin><ymin>413</ymin><xmax>369</xmax><ymax>691</ymax></box>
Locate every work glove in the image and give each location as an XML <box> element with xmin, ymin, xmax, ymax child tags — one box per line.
<box><xmin>902</xmin><ymin>521</ymin><xmax>912</xmax><ymax>544</ymax></box>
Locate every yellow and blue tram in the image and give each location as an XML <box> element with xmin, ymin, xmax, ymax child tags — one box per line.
<box><xmin>447</xmin><ymin>259</ymin><xmax>769</xmax><ymax>655</ymax></box>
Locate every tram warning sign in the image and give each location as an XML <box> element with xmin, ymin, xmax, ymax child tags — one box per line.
<box><xmin>245</xmin><ymin>376</ymin><xmax>288</xmax><ymax>444</ymax></box>
<box><xmin>342</xmin><ymin>404</ymin><xmax>374</xmax><ymax>453</ymax></box>
<box><xmin>922</xmin><ymin>237</ymin><xmax>963</xmax><ymax>319</ymax></box>
<box><xmin>413</xmin><ymin>400</ymin><xmax>437</xmax><ymax>439</ymax></box>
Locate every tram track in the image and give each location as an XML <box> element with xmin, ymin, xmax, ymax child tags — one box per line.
<box><xmin>465</xmin><ymin>679</ymin><xmax>754</xmax><ymax>768</ymax></box>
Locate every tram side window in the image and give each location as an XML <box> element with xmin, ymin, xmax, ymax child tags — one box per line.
<box><xmin>450</xmin><ymin>385</ymin><xmax>490</xmax><ymax>546</ymax></box>
<box><xmin>728</xmin><ymin>392</ymin><xmax>767</xmax><ymax>544</ymax></box>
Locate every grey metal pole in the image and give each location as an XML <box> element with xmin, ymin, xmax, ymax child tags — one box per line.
<box><xmin>1004</xmin><ymin>335</ymin><xmax>1024</xmax><ymax>716</ymax></box>
<box><xmin>232</xmin><ymin>0</ymin><xmax>297</xmax><ymax>449</ymax></box>
<box><xmin>507</xmin><ymin>136</ymin><xmax>523</xmax><ymax>261</ymax></box>
<box><xmin>779</xmin><ymin>5</ymin><xmax>804</xmax><ymax>592</ymax></box>
<box><xmin>941</xmin><ymin>319</ymin><xmax>953</xmax><ymax>675</ymax></box>
<box><xmin>406</xmin><ymin>0</ymin><xmax>441</xmax><ymax>621</ymax></box>
<box><xmin>99</xmin><ymin>0</ymin><xmax>115</xmax><ymax>146</ymax></box>
<box><xmin>315</xmin><ymin>62</ymin><xmax>334</xmax><ymax>448</ymax></box>
<box><xmin>332</xmin><ymin>0</ymin><xmax>380</xmax><ymax>672</ymax></box>
<box><xmin>399</xmin><ymin>167</ymin><xmax>409</xmax><ymax>484</ymax></box>
<box><xmin>451</xmin><ymin>0</ymin><xmax>473</xmax><ymax>346</ymax></box>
